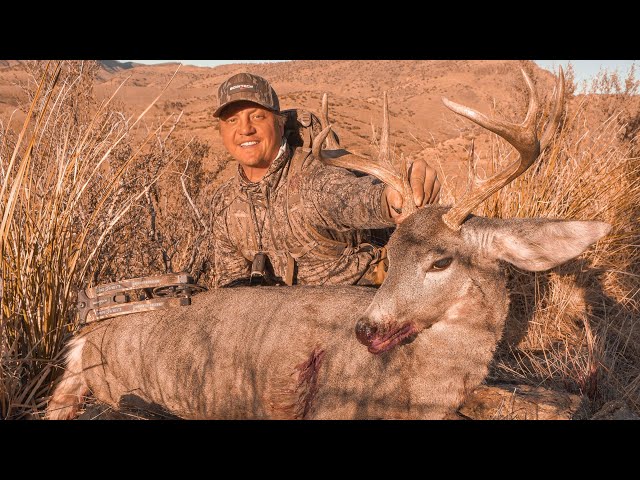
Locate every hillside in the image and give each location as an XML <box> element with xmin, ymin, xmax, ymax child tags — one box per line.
<box><xmin>0</xmin><ymin>59</ymin><xmax>559</xmax><ymax>187</ymax></box>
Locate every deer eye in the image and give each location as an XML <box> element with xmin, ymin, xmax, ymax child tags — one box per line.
<box><xmin>431</xmin><ymin>257</ymin><xmax>453</xmax><ymax>271</ymax></box>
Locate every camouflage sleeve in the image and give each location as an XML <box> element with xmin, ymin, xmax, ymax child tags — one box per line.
<box><xmin>210</xmin><ymin>190</ymin><xmax>251</xmax><ymax>288</ymax></box>
<box><xmin>300</xmin><ymin>160</ymin><xmax>395</xmax><ymax>231</ymax></box>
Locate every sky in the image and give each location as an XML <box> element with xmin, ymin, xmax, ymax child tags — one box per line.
<box><xmin>121</xmin><ymin>60</ymin><xmax>638</xmax><ymax>88</ymax></box>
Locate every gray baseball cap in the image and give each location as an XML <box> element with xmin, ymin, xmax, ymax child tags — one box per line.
<box><xmin>213</xmin><ymin>72</ymin><xmax>280</xmax><ymax>118</ymax></box>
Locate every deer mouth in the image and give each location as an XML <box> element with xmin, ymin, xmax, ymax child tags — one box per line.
<box><xmin>368</xmin><ymin>322</ymin><xmax>419</xmax><ymax>355</ymax></box>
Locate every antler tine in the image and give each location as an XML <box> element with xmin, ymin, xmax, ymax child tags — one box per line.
<box><xmin>441</xmin><ymin>68</ymin><xmax>565</xmax><ymax>231</ymax></box>
<box><xmin>380</xmin><ymin>91</ymin><xmax>390</xmax><ymax>164</ymax></box>
<box><xmin>312</xmin><ymin>92</ymin><xmax>421</xmax><ymax>217</ymax></box>
<box><xmin>443</xmin><ymin>69</ymin><xmax>539</xmax><ymax>154</ymax></box>
<box><xmin>321</xmin><ymin>93</ymin><xmax>340</xmax><ymax>150</ymax></box>
<box><xmin>312</xmin><ymin>125</ymin><xmax>406</xmax><ymax>195</ymax></box>
<box><xmin>539</xmin><ymin>66</ymin><xmax>565</xmax><ymax>151</ymax></box>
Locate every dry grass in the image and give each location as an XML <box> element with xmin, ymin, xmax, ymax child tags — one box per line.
<box><xmin>448</xmin><ymin>67</ymin><xmax>640</xmax><ymax>415</ymax></box>
<box><xmin>0</xmin><ymin>60</ymin><xmax>217</xmax><ymax>419</ymax></box>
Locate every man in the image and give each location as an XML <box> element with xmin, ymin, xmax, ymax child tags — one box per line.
<box><xmin>210</xmin><ymin>72</ymin><xmax>440</xmax><ymax>287</ymax></box>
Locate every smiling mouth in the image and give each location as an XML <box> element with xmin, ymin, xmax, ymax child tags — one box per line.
<box><xmin>368</xmin><ymin>322</ymin><xmax>419</xmax><ymax>355</ymax></box>
<box><xmin>240</xmin><ymin>141</ymin><xmax>259</xmax><ymax>147</ymax></box>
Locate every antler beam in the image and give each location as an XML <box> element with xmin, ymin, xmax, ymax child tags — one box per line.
<box><xmin>441</xmin><ymin>67</ymin><xmax>565</xmax><ymax>231</ymax></box>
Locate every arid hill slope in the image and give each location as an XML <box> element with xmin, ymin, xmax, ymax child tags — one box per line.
<box><xmin>0</xmin><ymin>60</ymin><xmax>558</xmax><ymax>187</ymax></box>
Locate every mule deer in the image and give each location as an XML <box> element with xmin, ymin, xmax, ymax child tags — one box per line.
<box><xmin>46</xmin><ymin>68</ymin><xmax>610</xmax><ymax>420</ymax></box>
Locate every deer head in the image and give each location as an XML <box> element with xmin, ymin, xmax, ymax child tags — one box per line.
<box><xmin>313</xmin><ymin>68</ymin><xmax>611</xmax><ymax>354</ymax></box>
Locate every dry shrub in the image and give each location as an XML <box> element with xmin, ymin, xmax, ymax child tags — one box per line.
<box><xmin>88</xmin><ymin>136</ymin><xmax>225</xmax><ymax>287</ymax></box>
<box><xmin>0</xmin><ymin>61</ymin><xmax>224</xmax><ymax>419</ymax></box>
<box><xmin>457</xmin><ymin>68</ymin><xmax>640</xmax><ymax>415</ymax></box>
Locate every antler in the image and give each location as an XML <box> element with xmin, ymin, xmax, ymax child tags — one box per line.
<box><xmin>320</xmin><ymin>93</ymin><xmax>340</xmax><ymax>149</ymax></box>
<box><xmin>441</xmin><ymin>67</ymin><xmax>566</xmax><ymax>231</ymax></box>
<box><xmin>312</xmin><ymin>92</ymin><xmax>417</xmax><ymax>216</ymax></box>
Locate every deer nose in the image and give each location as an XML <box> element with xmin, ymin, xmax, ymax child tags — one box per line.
<box><xmin>355</xmin><ymin>318</ymin><xmax>378</xmax><ymax>346</ymax></box>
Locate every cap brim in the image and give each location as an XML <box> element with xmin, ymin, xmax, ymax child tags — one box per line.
<box><xmin>212</xmin><ymin>98</ymin><xmax>278</xmax><ymax>118</ymax></box>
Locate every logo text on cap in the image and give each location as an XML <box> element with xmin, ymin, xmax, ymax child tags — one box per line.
<box><xmin>229</xmin><ymin>84</ymin><xmax>255</xmax><ymax>91</ymax></box>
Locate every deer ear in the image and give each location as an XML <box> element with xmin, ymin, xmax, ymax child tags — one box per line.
<box><xmin>466</xmin><ymin>219</ymin><xmax>612</xmax><ymax>271</ymax></box>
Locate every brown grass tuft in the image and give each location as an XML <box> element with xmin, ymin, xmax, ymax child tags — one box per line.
<box><xmin>0</xmin><ymin>61</ymin><xmax>224</xmax><ymax>419</ymax></box>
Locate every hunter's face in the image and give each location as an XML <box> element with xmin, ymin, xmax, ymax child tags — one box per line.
<box><xmin>219</xmin><ymin>101</ymin><xmax>283</xmax><ymax>171</ymax></box>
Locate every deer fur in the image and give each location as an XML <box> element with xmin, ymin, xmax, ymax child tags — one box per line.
<box><xmin>46</xmin><ymin>207</ymin><xmax>610</xmax><ymax>420</ymax></box>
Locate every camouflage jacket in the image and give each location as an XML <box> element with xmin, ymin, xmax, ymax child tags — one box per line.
<box><xmin>210</xmin><ymin>142</ymin><xmax>396</xmax><ymax>288</ymax></box>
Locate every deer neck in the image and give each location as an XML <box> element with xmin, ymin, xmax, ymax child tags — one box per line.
<box><xmin>403</xmin><ymin>273</ymin><xmax>510</xmax><ymax>415</ymax></box>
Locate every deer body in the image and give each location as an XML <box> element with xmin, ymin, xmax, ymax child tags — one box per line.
<box><xmin>65</xmin><ymin>284</ymin><xmax>504</xmax><ymax>420</ymax></box>
<box><xmin>47</xmin><ymin>208</ymin><xmax>608</xmax><ymax>420</ymax></box>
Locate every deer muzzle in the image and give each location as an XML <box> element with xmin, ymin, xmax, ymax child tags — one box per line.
<box><xmin>355</xmin><ymin>317</ymin><xmax>419</xmax><ymax>355</ymax></box>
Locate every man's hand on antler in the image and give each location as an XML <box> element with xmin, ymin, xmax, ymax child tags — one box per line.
<box><xmin>384</xmin><ymin>160</ymin><xmax>441</xmax><ymax>224</ymax></box>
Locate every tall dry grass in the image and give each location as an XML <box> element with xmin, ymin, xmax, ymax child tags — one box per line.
<box><xmin>449</xmin><ymin>66</ymin><xmax>640</xmax><ymax>415</ymax></box>
<box><xmin>0</xmin><ymin>60</ymin><xmax>203</xmax><ymax>419</ymax></box>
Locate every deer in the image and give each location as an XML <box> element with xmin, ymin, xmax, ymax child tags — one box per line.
<box><xmin>46</xmin><ymin>67</ymin><xmax>611</xmax><ymax>420</ymax></box>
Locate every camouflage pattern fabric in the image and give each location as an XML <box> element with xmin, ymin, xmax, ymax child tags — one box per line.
<box><xmin>210</xmin><ymin>142</ymin><xmax>395</xmax><ymax>288</ymax></box>
<box><xmin>213</xmin><ymin>72</ymin><xmax>280</xmax><ymax>118</ymax></box>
